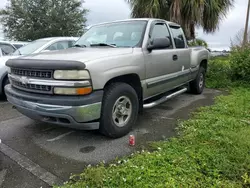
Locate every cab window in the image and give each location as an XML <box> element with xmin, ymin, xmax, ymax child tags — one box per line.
<box><xmin>150</xmin><ymin>23</ymin><xmax>173</xmax><ymax>49</ymax></box>
<box><xmin>170</xmin><ymin>26</ymin><xmax>186</xmax><ymax>49</ymax></box>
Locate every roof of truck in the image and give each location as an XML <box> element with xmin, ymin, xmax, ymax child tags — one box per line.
<box><xmin>88</xmin><ymin>18</ymin><xmax>180</xmax><ymax>28</ymax></box>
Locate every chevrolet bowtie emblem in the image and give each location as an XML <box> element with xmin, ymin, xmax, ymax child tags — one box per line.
<box><xmin>20</xmin><ymin>76</ymin><xmax>29</xmax><ymax>85</ymax></box>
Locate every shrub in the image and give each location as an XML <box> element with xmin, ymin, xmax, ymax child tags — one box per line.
<box><xmin>188</xmin><ymin>38</ymin><xmax>208</xmax><ymax>48</ymax></box>
<box><xmin>206</xmin><ymin>58</ymin><xmax>232</xmax><ymax>88</ymax></box>
<box><xmin>230</xmin><ymin>46</ymin><xmax>250</xmax><ymax>82</ymax></box>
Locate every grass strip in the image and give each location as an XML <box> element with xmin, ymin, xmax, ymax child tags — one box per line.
<box><xmin>59</xmin><ymin>87</ymin><xmax>250</xmax><ymax>188</ymax></box>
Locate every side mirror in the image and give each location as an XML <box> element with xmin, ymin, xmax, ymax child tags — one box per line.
<box><xmin>147</xmin><ymin>38</ymin><xmax>171</xmax><ymax>51</ymax></box>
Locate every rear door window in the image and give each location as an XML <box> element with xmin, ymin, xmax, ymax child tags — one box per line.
<box><xmin>169</xmin><ymin>26</ymin><xmax>186</xmax><ymax>49</ymax></box>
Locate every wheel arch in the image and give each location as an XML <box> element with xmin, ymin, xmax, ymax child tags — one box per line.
<box><xmin>104</xmin><ymin>74</ymin><xmax>142</xmax><ymax>98</ymax></box>
<box><xmin>200</xmin><ymin>59</ymin><xmax>208</xmax><ymax>72</ymax></box>
<box><xmin>103</xmin><ymin>73</ymin><xmax>143</xmax><ymax>112</ymax></box>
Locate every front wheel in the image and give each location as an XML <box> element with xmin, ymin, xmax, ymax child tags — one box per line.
<box><xmin>189</xmin><ymin>67</ymin><xmax>206</xmax><ymax>94</ymax></box>
<box><xmin>99</xmin><ymin>82</ymin><xmax>139</xmax><ymax>138</ymax></box>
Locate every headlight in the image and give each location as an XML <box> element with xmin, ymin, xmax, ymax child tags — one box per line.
<box><xmin>54</xmin><ymin>87</ymin><xmax>92</xmax><ymax>95</ymax></box>
<box><xmin>54</xmin><ymin>70</ymin><xmax>90</xmax><ymax>80</ymax></box>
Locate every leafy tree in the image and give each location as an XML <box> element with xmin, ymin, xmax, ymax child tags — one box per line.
<box><xmin>188</xmin><ymin>38</ymin><xmax>208</xmax><ymax>48</ymax></box>
<box><xmin>126</xmin><ymin>0</ymin><xmax>234</xmax><ymax>40</ymax></box>
<box><xmin>0</xmin><ymin>0</ymin><xmax>88</xmax><ymax>41</ymax></box>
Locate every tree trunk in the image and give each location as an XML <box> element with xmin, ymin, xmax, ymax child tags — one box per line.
<box><xmin>190</xmin><ymin>22</ymin><xmax>195</xmax><ymax>40</ymax></box>
<box><xmin>243</xmin><ymin>0</ymin><xmax>250</xmax><ymax>46</ymax></box>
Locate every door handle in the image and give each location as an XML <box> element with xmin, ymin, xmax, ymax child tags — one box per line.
<box><xmin>173</xmin><ymin>55</ymin><xmax>178</xmax><ymax>61</ymax></box>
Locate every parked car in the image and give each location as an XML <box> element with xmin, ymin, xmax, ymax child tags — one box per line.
<box><xmin>9</xmin><ymin>41</ymin><xmax>29</xmax><ymax>49</ymax></box>
<box><xmin>0</xmin><ymin>41</ymin><xmax>28</xmax><ymax>56</ymax></box>
<box><xmin>0</xmin><ymin>37</ymin><xmax>78</xmax><ymax>96</ymax></box>
<box><xmin>5</xmin><ymin>19</ymin><xmax>209</xmax><ymax>138</ymax></box>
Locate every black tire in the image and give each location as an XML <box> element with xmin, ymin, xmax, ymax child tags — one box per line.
<box><xmin>189</xmin><ymin>67</ymin><xmax>206</xmax><ymax>94</ymax></box>
<box><xmin>99</xmin><ymin>82</ymin><xmax>139</xmax><ymax>138</ymax></box>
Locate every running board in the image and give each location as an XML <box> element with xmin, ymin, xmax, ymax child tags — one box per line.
<box><xmin>143</xmin><ymin>88</ymin><xmax>188</xmax><ymax>109</ymax></box>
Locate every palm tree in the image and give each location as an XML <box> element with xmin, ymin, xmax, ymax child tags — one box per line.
<box><xmin>243</xmin><ymin>0</ymin><xmax>250</xmax><ymax>46</ymax></box>
<box><xmin>126</xmin><ymin>0</ymin><xmax>234</xmax><ymax>40</ymax></box>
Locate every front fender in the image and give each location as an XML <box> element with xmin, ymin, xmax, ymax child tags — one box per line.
<box><xmin>86</xmin><ymin>50</ymin><xmax>145</xmax><ymax>90</ymax></box>
<box><xmin>91</xmin><ymin>65</ymin><xmax>144</xmax><ymax>90</ymax></box>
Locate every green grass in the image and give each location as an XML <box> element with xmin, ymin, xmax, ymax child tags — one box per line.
<box><xmin>210</xmin><ymin>55</ymin><xmax>230</xmax><ymax>61</ymax></box>
<box><xmin>58</xmin><ymin>87</ymin><xmax>250</xmax><ymax>188</ymax></box>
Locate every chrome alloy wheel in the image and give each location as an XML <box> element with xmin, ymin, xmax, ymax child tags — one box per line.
<box><xmin>199</xmin><ymin>73</ymin><xmax>204</xmax><ymax>89</ymax></box>
<box><xmin>112</xmin><ymin>96</ymin><xmax>132</xmax><ymax>127</ymax></box>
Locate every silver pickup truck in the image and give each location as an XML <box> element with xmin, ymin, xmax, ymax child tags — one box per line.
<box><xmin>5</xmin><ymin>18</ymin><xmax>209</xmax><ymax>138</ymax></box>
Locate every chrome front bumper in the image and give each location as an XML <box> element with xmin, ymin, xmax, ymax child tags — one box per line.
<box><xmin>5</xmin><ymin>85</ymin><xmax>102</xmax><ymax>130</ymax></box>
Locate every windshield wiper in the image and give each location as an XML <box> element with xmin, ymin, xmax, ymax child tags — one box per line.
<box><xmin>74</xmin><ymin>44</ymin><xmax>86</xmax><ymax>48</ymax></box>
<box><xmin>10</xmin><ymin>49</ymin><xmax>21</xmax><ymax>56</ymax></box>
<box><xmin>90</xmin><ymin>43</ymin><xmax>116</xmax><ymax>48</ymax></box>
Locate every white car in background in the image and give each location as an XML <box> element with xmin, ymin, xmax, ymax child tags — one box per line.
<box><xmin>0</xmin><ymin>41</ymin><xmax>28</xmax><ymax>56</ymax></box>
<box><xmin>10</xmin><ymin>41</ymin><xmax>29</xmax><ymax>49</ymax></box>
<box><xmin>0</xmin><ymin>37</ymin><xmax>78</xmax><ymax>96</ymax></box>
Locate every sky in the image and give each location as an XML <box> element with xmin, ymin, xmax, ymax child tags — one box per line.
<box><xmin>0</xmin><ymin>0</ymin><xmax>249</xmax><ymax>50</ymax></box>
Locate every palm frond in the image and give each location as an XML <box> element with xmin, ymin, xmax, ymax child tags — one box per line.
<box><xmin>126</xmin><ymin>0</ymin><xmax>235</xmax><ymax>38</ymax></box>
<box><xmin>125</xmin><ymin>0</ymin><xmax>170</xmax><ymax>19</ymax></box>
<box><xmin>202</xmin><ymin>0</ymin><xmax>234</xmax><ymax>33</ymax></box>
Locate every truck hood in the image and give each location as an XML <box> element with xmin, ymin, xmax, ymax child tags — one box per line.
<box><xmin>18</xmin><ymin>47</ymin><xmax>134</xmax><ymax>63</ymax></box>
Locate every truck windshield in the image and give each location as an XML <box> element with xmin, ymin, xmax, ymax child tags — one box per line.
<box><xmin>75</xmin><ymin>21</ymin><xmax>147</xmax><ymax>48</ymax></box>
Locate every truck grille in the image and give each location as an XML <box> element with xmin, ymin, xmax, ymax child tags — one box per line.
<box><xmin>11</xmin><ymin>80</ymin><xmax>52</xmax><ymax>94</ymax></box>
<box><xmin>11</xmin><ymin>68</ymin><xmax>52</xmax><ymax>79</ymax></box>
<box><xmin>9</xmin><ymin>68</ymin><xmax>90</xmax><ymax>95</ymax></box>
<box><xmin>10</xmin><ymin>68</ymin><xmax>53</xmax><ymax>94</ymax></box>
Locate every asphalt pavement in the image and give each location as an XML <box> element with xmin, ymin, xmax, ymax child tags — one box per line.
<box><xmin>0</xmin><ymin>89</ymin><xmax>221</xmax><ymax>188</ymax></box>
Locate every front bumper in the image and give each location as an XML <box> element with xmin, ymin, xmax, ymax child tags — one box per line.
<box><xmin>5</xmin><ymin>85</ymin><xmax>103</xmax><ymax>130</ymax></box>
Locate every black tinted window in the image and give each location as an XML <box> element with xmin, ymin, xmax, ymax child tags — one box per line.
<box><xmin>170</xmin><ymin>26</ymin><xmax>186</xmax><ymax>48</ymax></box>
<box><xmin>13</xmin><ymin>44</ymin><xmax>24</xmax><ymax>49</ymax></box>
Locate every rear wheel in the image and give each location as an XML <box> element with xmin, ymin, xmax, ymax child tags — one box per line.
<box><xmin>189</xmin><ymin>67</ymin><xmax>206</xmax><ymax>94</ymax></box>
<box><xmin>99</xmin><ymin>82</ymin><xmax>139</xmax><ymax>138</ymax></box>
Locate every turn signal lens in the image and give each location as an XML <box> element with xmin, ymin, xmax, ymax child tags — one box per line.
<box><xmin>54</xmin><ymin>87</ymin><xmax>92</xmax><ymax>95</ymax></box>
<box><xmin>76</xmin><ymin>87</ymin><xmax>92</xmax><ymax>95</ymax></box>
